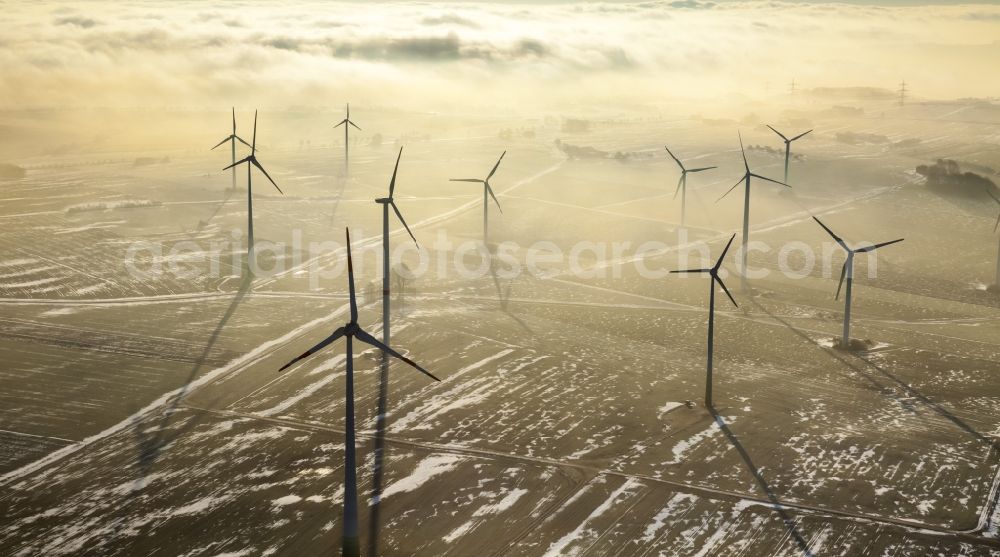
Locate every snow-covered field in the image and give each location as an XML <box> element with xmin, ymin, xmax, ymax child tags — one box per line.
<box><xmin>2</xmin><ymin>102</ymin><xmax>1000</xmax><ymax>555</ymax></box>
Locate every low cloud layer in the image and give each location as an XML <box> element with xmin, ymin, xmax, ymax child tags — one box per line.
<box><xmin>1</xmin><ymin>1</ymin><xmax>999</xmax><ymax>110</ymax></box>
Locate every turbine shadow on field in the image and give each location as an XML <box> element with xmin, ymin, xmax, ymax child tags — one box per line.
<box><xmin>708</xmin><ymin>406</ymin><xmax>815</xmax><ymax>556</ymax></box>
<box><xmin>368</xmin><ymin>351</ymin><xmax>390</xmax><ymax>557</ymax></box>
<box><xmin>113</xmin><ymin>273</ymin><xmax>253</xmax><ymax>537</ymax></box>
<box><xmin>750</xmin><ymin>298</ymin><xmax>999</xmax><ymax>450</ymax></box>
<box><xmin>489</xmin><ymin>257</ymin><xmax>532</xmax><ymax>334</ymax></box>
<box><xmin>750</xmin><ymin>298</ymin><xmax>1000</xmax><ymax>530</ymax></box>
<box><xmin>750</xmin><ymin>298</ymin><xmax>909</xmax><ymax>403</ymax></box>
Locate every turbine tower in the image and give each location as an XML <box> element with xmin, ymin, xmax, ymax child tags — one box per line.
<box><xmin>717</xmin><ymin>133</ymin><xmax>789</xmax><ymax>292</ymax></box>
<box><xmin>671</xmin><ymin>233</ymin><xmax>738</xmax><ymax>407</ymax></box>
<box><xmin>987</xmin><ymin>188</ymin><xmax>1000</xmax><ymax>287</ymax></box>
<box><xmin>333</xmin><ymin>103</ymin><xmax>362</xmax><ymax>176</ymax></box>
<box><xmin>665</xmin><ymin>146</ymin><xmax>716</xmax><ymax>228</ymax></box>
<box><xmin>278</xmin><ymin>228</ymin><xmax>438</xmax><ymax>557</ymax></box>
<box><xmin>211</xmin><ymin>108</ymin><xmax>251</xmax><ymax>191</ymax></box>
<box><xmin>765</xmin><ymin>125</ymin><xmax>812</xmax><ymax>184</ymax></box>
<box><xmin>450</xmin><ymin>151</ymin><xmax>505</xmax><ymax>247</ymax></box>
<box><xmin>223</xmin><ymin>110</ymin><xmax>283</xmax><ymax>264</ymax></box>
<box><xmin>813</xmin><ymin>216</ymin><xmax>903</xmax><ymax>348</ymax></box>
<box><xmin>370</xmin><ymin>147</ymin><xmax>418</xmax><ymax>555</ymax></box>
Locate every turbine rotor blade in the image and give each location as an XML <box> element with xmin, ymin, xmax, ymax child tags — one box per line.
<box><xmin>986</xmin><ymin>188</ymin><xmax>1000</xmax><ymax>232</ymax></box>
<box><xmin>664</xmin><ymin>146</ymin><xmax>684</xmax><ymax>170</ymax></box>
<box><xmin>854</xmin><ymin>238</ymin><xmax>904</xmax><ymax>253</ymax></box>
<box><xmin>450</xmin><ymin>178</ymin><xmax>484</xmax><ymax>183</ymax></box>
<box><xmin>252</xmin><ymin>110</ymin><xmax>257</xmax><ymax>153</ymax></box>
<box><xmin>223</xmin><ymin>156</ymin><xmax>251</xmax><ymax>172</ymax></box>
<box><xmin>715</xmin><ymin>276</ymin><xmax>738</xmax><ymax>308</ymax></box>
<box><xmin>715</xmin><ymin>233</ymin><xmax>737</xmax><ymax>270</ymax></box>
<box><xmin>716</xmin><ymin>174</ymin><xmax>746</xmax><ymax>203</ymax></box>
<box><xmin>812</xmin><ymin>216</ymin><xmax>847</xmax><ymax>250</ymax></box>
<box><xmin>389</xmin><ymin>147</ymin><xmax>402</xmax><ymax>197</ymax></box>
<box><xmin>835</xmin><ymin>261</ymin><xmax>847</xmax><ymax>300</ymax></box>
<box><xmin>349</xmin><ymin>120</ymin><xmax>362</xmax><ymax>131</ymax></box>
<box><xmin>487</xmin><ymin>151</ymin><xmax>506</xmax><ymax>181</ymax></box>
<box><xmin>391</xmin><ymin>201</ymin><xmax>417</xmax><ymax>246</ymax></box>
<box><xmin>485</xmin><ymin>183</ymin><xmax>502</xmax><ymax>213</ymax></box>
<box><xmin>333</xmin><ymin>120</ymin><xmax>346</xmax><ymax>128</ymax></box>
<box><xmin>687</xmin><ymin>166</ymin><xmax>717</xmax><ymax>173</ymax></box>
<box><xmin>232</xmin><ymin>107</ymin><xmax>236</xmax><ymax>134</ymax></box>
<box><xmin>671</xmin><ymin>268</ymin><xmax>711</xmax><ymax>274</ymax></box>
<box><xmin>346</xmin><ymin>228</ymin><xmax>358</xmax><ymax>323</ymax></box>
<box><xmin>211</xmin><ymin>136</ymin><xmax>230</xmax><ymax>150</ymax></box>
<box><xmin>252</xmin><ymin>159</ymin><xmax>283</xmax><ymax>194</ymax></box>
<box><xmin>234</xmin><ymin>135</ymin><xmax>252</xmax><ymax>150</ymax></box>
<box><xmin>766</xmin><ymin>125</ymin><xmax>788</xmax><ymax>141</ymax></box>
<box><xmin>738</xmin><ymin>131</ymin><xmax>749</xmax><ymax>172</ymax></box>
<box><xmin>354</xmin><ymin>328</ymin><xmax>439</xmax><ymax>382</ymax></box>
<box><xmin>791</xmin><ymin>129</ymin><xmax>814</xmax><ymax>141</ymax></box>
<box><xmin>673</xmin><ymin>175</ymin><xmax>683</xmax><ymax>200</ymax></box>
<box><xmin>278</xmin><ymin>327</ymin><xmax>346</xmax><ymax>372</ymax></box>
<box><xmin>749</xmin><ymin>173</ymin><xmax>790</xmax><ymax>188</ymax></box>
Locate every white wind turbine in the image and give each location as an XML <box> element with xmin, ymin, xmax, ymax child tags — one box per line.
<box><xmin>278</xmin><ymin>228</ymin><xmax>438</xmax><ymax>557</ymax></box>
<box><xmin>671</xmin><ymin>233</ymin><xmax>738</xmax><ymax>407</ymax></box>
<box><xmin>223</xmin><ymin>110</ymin><xmax>283</xmax><ymax>263</ymax></box>
<box><xmin>813</xmin><ymin>216</ymin><xmax>903</xmax><ymax>348</ymax></box>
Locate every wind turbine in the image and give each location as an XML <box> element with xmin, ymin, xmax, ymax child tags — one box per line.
<box><xmin>450</xmin><ymin>151</ymin><xmax>505</xmax><ymax>246</ymax></box>
<box><xmin>333</xmin><ymin>103</ymin><xmax>362</xmax><ymax>176</ymax></box>
<box><xmin>278</xmin><ymin>228</ymin><xmax>438</xmax><ymax>557</ymax></box>
<box><xmin>369</xmin><ymin>147</ymin><xmax>418</xmax><ymax>555</ymax></box>
<box><xmin>222</xmin><ymin>110</ymin><xmax>283</xmax><ymax>263</ymax></box>
<box><xmin>671</xmin><ymin>233</ymin><xmax>738</xmax><ymax>407</ymax></box>
<box><xmin>665</xmin><ymin>146</ymin><xmax>716</xmax><ymax>228</ymax></box>
<box><xmin>717</xmin><ymin>133</ymin><xmax>790</xmax><ymax>291</ymax></box>
<box><xmin>988</xmin><ymin>188</ymin><xmax>1000</xmax><ymax>288</ymax></box>
<box><xmin>812</xmin><ymin>216</ymin><xmax>903</xmax><ymax>349</ymax></box>
<box><xmin>766</xmin><ymin>125</ymin><xmax>812</xmax><ymax>183</ymax></box>
<box><xmin>374</xmin><ymin>147</ymin><xmax>418</xmax><ymax>352</ymax></box>
<box><xmin>211</xmin><ymin>108</ymin><xmax>252</xmax><ymax>191</ymax></box>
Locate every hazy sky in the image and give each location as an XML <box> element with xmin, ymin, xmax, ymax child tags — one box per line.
<box><xmin>2</xmin><ymin>1</ymin><xmax>998</xmax><ymax>111</ymax></box>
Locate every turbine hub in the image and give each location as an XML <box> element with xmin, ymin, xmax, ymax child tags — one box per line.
<box><xmin>375</xmin><ymin>197</ymin><xmax>391</xmax><ymax>204</ymax></box>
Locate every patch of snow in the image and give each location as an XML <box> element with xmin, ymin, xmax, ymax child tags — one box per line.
<box><xmin>543</xmin><ymin>478</ymin><xmax>643</xmax><ymax>557</ymax></box>
<box><xmin>272</xmin><ymin>495</ymin><xmax>302</xmax><ymax>507</ymax></box>
<box><xmin>171</xmin><ymin>495</ymin><xmax>230</xmax><ymax>517</ymax></box>
<box><xmin>381</xmin><ymin>454</ymin><xmax>464</xmax><ymax>499</ymax></box>
<box><xmin>665</xmin><ymin>418</ymin><xmax>734</xmax><ymax>465</ymax></box>
<box><xmin>642</xmin><ymin>493</ymin><xmax>697</xmax><ymax>542</ymax></box>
